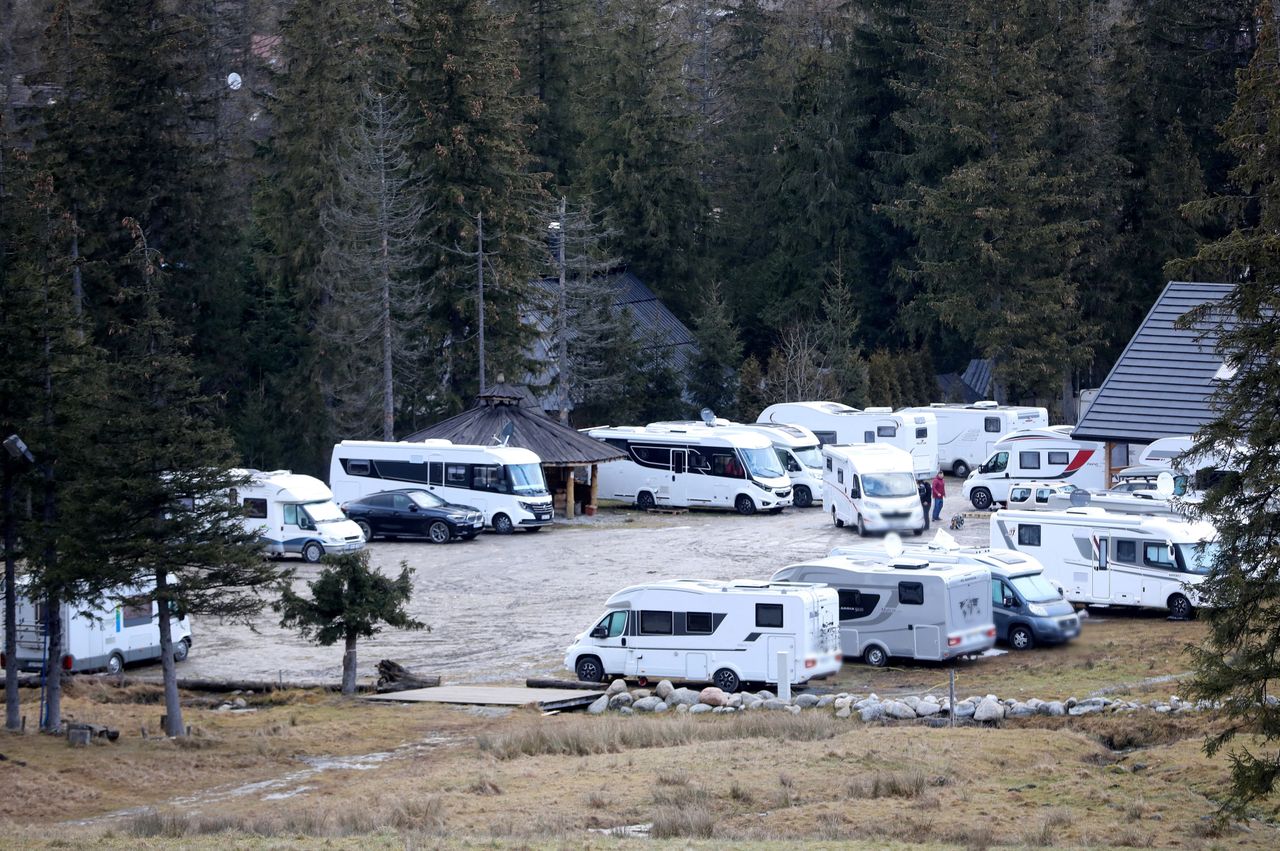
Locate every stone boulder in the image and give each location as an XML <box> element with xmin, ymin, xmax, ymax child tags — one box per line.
<box><xmin>1008</xmin><ymin>702</ymin><xmax>1035</xmax><ymax>718</ymax></box>
<box><xmin>794</xmin><ymin>693</ymin><xmax>820</xmax><ymax>709</ymax></box>
<box><xmin>859</xmin><ymin>703</ymin><xmax>885</xmax><ymax>722</ymax></box>
<box><xmin>915</xmin><ymin>700</ymin><xmax>942</xmax><ymax>718</ymax></box>
<box><xmin>816</xmin><ymin>695</ymin><xmax>836</xmax><ymax>709</ymax></box>
<box><xmin>608</xmin><ymin>692</ymin><xmax>633</xmax><ymax>710</ymax></box>
<box><xmin>952</xmin><ymin>700</ymin><xmax>977</xmax><ymax>719</ymax></box>
<box><xmin>667</xmin><ymin>687</ymin><xmax>701</xmax><ymax>707</ymax></box>
<box><xmin>698</xmin><ymin>687</ymin><xmax>729</xmax><ymax>707</ymax></box>
<box><xmin>1043</xmin><ymin>701</ymin><xmax>1066</xmax><ymax>717</ymax></box>
<box><xmin>883</xmin><ymin>700</ymin><xmax>917</xmax><ymax>720</ymax></box>
<box><xmin>632</xmin><ymin>696</ymin><xmax>664</xmax><ymax>713</ymax></box>
<box><xmin>762</xmin><ymin>698</ymin><xmax>791</xmax><ymax>711</ymax></box>
<box><xmin>689</xmin><ymin>703</ymin><xmax>712</xmax><ymax>715</ymax></box>
<box><xmin>835</xmin><ymin>706</ymin><xmax>852</xmax><ymax>719</ymax></box>
<box><xmin>973</xmin><ymin>696</ymin><xmax>1005</xmax><ymax>722</ymax></box>
<box><xmin>605</xmin><ymin>679</ymin><xmax>629</xmax><ymax>696</ymax></box>
<box><xmin>631</xmin><ymin>689</ymin><xmax>651</xmax><ymax>700</ymax></box>
<box><xmin>587</xmin><ymin>694</ymin><xmax>609</xmax><ymax>715</ymax></box>
<box><xmin>655</xmin><ymin>680</ymin><xmax>675</xmax><ymax>700</ymax></box>
<box><xmin>756</xmin><ymin>690</ymin><xmax>775</xmax><ymax>701</ymax></box>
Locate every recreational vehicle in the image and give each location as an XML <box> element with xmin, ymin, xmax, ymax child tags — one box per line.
<box><xmin>756</xmin><ymin>401</ymin><xmax>939</xmax><ymax>480</ymax></box>
<box><xmin>990</xmin><ymin>508</ymin><xmax>1217</xmax><ymax>619</ymax></box>
<box><xmin>899</xmin><ymin>402</ymin><xmax>1048</xmax><ymax>478</ymax></box>
<box><xmin>1011</xmin><ymin>481</ymin><xmax>1188</xmax><ymax>517</ymax></box>
<box><xmin>830</xmin><ymin>535</ymin><xmax>1080</xmax><ymax>650</ymax></box>
<box><xmin>235</xmin><ymin>469</ymin><xmax>366</xmax><ymax>562</ymax></box>
<box><xmin>586</xmin><ymin>425</ymin><xmax>793</xmax><ymax>514</ymax></box>
<box><xmin>823</xmin><ymin>444</ymin><xmax>926</xmax><ymax>536</ymax></box>
<box><xmin>4</xmin><ymin>585</ymin><xmax>193</xmax><ymax>674</ymax></box>
<box><xmin>771</xmin><ymin>550</ymin><xmax>995</xmax><ymax>667</ymax></box>
<box><xmin>961</xmin><ymin>427</ymin><xmax>1106</xmax><ymax>509</ymax></box>
<box><xmin>563</xmin><ymin>579</ymin><xmax>842</xmax><ymax>692</ymax></box>
<box><xmin>329</xmin><ymin>440</ymin><xmax>554</xmax><ymax>534</ymax></box>
<box><xmin>1135</xmin><ymin>435</ymin><xmax>1241</xmax><ymax>490</ymax></box>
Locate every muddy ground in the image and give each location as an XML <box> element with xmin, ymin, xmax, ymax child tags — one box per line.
<box><xmin>166</xmin><ymin>481</ymin><xmax>988</xmax><ymax>685</ymax></box>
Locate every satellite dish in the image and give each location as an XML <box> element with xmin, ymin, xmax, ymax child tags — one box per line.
<box><xmin>497</xmin><ymin>421</ymin><xmax>515</xmax><ymax>446</ymax></box>
<box><xmin>884</xmin><ymin>532</ymin><xmax>904</xmax><ymax>560</ymax></box>
<box><xmin>700</xmin><ymin>408</ymin><xmax>716</xmax><ymax>426</ymax></box>
<box><xmin>1155</xmin><ymin>471</ymin><xmax>1175</xmax><ymax>498</ymax></box>
<box><xmin>1069</xmin><ymin>490</ymin><xmax>1091</xmax><ymax>507</ymax></box>
<box><xmin>226</xmin><ymin>72</ymin><xmax>243</xmax><ymax>91</ymax></box>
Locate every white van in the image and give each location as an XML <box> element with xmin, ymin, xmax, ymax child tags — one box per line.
<box><xmin>962</xmin><ymin>427</ymin><xmax>1106</xmax><ymax>510</ymax></box>
<box><xmin>900</xmin><ymin>402</ymin><xmax>1048</xmax><ymax>478</ymax></box>
<box><xmin>329</xmin><ymin>440</ymin><xmax>554</xmax><ymax>534</ymax></box>
<box><xmin>990</xmin><ymin>508</ymin><xmax>1217</xmax><ymax>619</ymax></box>
<box><xmin>823</xmin><ymin>444</ymin><xmax>926</xmax><ymax>536</ymax></box>
<box><xmin>563</xmin><ymin>579</ymin><xmax>842</xmax><ymax>692</ymax></box>
<box><xmin>757</xmin><ymin>401</ymin><xmax>938</xmax><ymax>480</ymax></box>
<box><xmin>235</xmin><ymin>469</ymin><xmax>366</xmax><ymax>562</ymax></box>
<box><xmin>6</xmin><ymin>584</ymin><xmax>193</xmax><ymax>674</ymax></box>
<box><xmin>771</xmin><ymin>552</ymin><xmax>995</xmax><ymax>667</ymax></box>
<box><xmin>586</xmin><ymin>425</ymin><xmax>792</xmax><ymax>514</ymax></box>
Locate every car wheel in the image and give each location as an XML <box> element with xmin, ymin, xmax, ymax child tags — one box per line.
<box><xmin>106</xmin><ymin>652</ymin><xmax>124</xmax><ymax>675</ymax></box>
<box><xmin>857</xmin><ymin>514</ymin><xmax>867</xmax><ymax>536</ymax></box>
<box><xmin>863</xmin><ymin>646</ymin><xmax>888</xmax><ymax>668</ymax></box>
<box><xmin>302</xmin><ymin>541</ymin><xmax>324</xmax><ymax>563</ymax></box>
<box><xmin>833</xmin><ymin>507</ymin><xmax>844</xmax><ymax>528</ymax></box>
<box><xmin>970</xmin><ymin>488</ymin><xmax>993</xmax><ymax>511</ymax></box>
<box><xmin>355</xmin><ymin>519</ymin><xmax>373</xmax><ymax>541</ymax></box>
<box><xmin>1168</xmin><ymin>593</ymin><xmax>1193</xmax><ymax>621</ymax></box>
<box><xmin>575</xmin><ymin>655</ymin><xmax>604</xmax><ymax>683</ymax></box>
<box><xmin>712</xmin><ymin>667</ymin><xmax>740</xmax><ymax>693</ymax></box>
<box><xmin>636</xmin><ymin>491</ymin><xmax>656</xmax><ymax>510</ymax></box>
<box><xmin>492</xmin><ymin>513</ymin><xmax>514</xmax><ymax>535</ymax></box>
<box><xmin>428</xmin><ymin>521</ymin><xmax>451</xmax><ymax>544</ymax></box>
<box><xmin>1009</xmin><ymin>625</ymin><xmax>1034</xmax><ymax>651</ymax></box>
<box><xmin>793</xmin><ymin>486</ymin><xmax>812</xmax><ymax>508</ymax></box>
<box><xmin>953</xmin><ymin>461</ymin><xmax>971</xmax><ymax>479</ymax></box>
<box><xmin>173</xmin><ymin>638</ymin><xmax>191</xmax><ymax>662</ymax></box>
<box><xmin>735</xmin><ymin>495</ymin><xmax>756</xmax><ymax>516</ymax></box>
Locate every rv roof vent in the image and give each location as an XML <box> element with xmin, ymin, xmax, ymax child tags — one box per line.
<box><xmin>1064</xmin><ymin>507</ymin><xmax>1107</xmax><ymax>516</ymax></box>
<box><xmin>864</xmin><ymin>406</ymin><xmax>893</xmax><ymax>413</ymax></box>
<box><xmin>973</xmin><ymin>400</ymin><xmax>999</xmax><ymax>409</ymax></box>
<box><xmin>729</xmin><ymin>580</ymin><xmax>771</xmax><ymax>589</ymax></box>
<box><xmin>891</xmin><ymin>558</ymin><xmax>930</xmax><ymax>570</ymax></box>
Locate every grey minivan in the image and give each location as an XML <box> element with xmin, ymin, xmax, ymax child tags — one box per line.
<box><xmin>989</xmin><ymin>567</ymin><xmax>1080</xmax><ymax>650</ymax></box>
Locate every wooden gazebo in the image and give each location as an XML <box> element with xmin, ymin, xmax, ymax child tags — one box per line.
<box><xmin>400</xmin><ymin>384</ymin><xmax>624</xmax><ymax>518</ymax></box>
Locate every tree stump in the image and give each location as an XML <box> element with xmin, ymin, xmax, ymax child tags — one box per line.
<box><xmin>375</xmin><ymin>660</ymin><xmax>441</xmax><ymax>693</ymax></box>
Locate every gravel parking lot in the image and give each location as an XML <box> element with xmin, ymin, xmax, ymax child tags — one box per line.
<box><xmin>175</xmin><ymin>481</ymin><xmax>985</xmax><ymax>685</ymax></box>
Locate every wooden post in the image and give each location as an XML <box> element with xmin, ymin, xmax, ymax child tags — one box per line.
<box><xmin>589</xmin><ymin>464</ymin><xmax>599</xmax><ymax>511</ymax></box>
<box><xmin>565</xmin><ymin>469</ymin><xmax>576</xmax><ymax>519</ymax></box>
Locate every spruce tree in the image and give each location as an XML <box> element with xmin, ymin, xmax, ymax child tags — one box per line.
<box><xmin>688</xmin><ymin>282</ymin><xmax>743</xmax><ymax>417</ymax></box>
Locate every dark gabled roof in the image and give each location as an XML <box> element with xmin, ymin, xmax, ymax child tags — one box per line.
<box><xmin>1074</xmin><ymin>281</ymin><xmax>1235</xmax><ymax>444</ymax></box>
<box><xmin>399</xmin><ymin>388</ymin><xmax>625</xmax><ymax>466</ymax></box>
<box><xmin>935</xmin><ymin>358</ymin><xmax>992</xmax><ymax>403</ymax></box>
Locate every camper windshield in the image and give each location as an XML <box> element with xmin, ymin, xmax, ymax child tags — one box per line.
<box><xmin>507</xmin><ymin>463</ymin><xmax>549</xmax><ymax>496</ymax></box>
<box><xmin>1010</xmin><ymin>573</ymin><xmax>1060</xmax><ymax>603</ymax></box>
<box><xmin>303</xmin><ymin>500</ymin><xmax>346</xmax><ymax>524</ymax></box>
<box><xmin>741</xmin><ymin>447</ymin><xmax>784</xmax><ymax>479</ymax></box>
<box><xmin>793</xmin><ymin>445</ymin><xmax>823</xmax><ymax>469</ymax></box>
<box><xmin>1175</xmin><ymin>542</ymin><xmax>1217</xmax><ymax>575</ymax></box>
<box><xmin>861</xmin><ymin>473</ymin><xmax>917</xmax><ymax>498</ymax></box>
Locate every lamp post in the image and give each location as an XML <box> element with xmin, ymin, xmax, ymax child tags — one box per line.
<box><xmin>3</xmin><ymin>434</ymin><xmax>35</xmax><ymax>730</ymax></box>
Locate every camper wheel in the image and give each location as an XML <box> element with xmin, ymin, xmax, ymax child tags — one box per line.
<box><xmin>574</xmin><ymin>655</ymin><xmax>605</xmax><ymax>683</ymax></box>
<box><xmin>856</xmin><ymin>514</ymin><xmax>867</xmax><ymax>536</ymax></box>
<box><xmin>1009</xmin><ymin>625</ymin><xmax>1034</xmax><ymax>650</ymax></box>
<box><xmin>832</xmin><ymin>507</ymin><xmax>844</xmax><ymax>528</ymax></box>
<box><xmin>173</xmin><ymin>638</ymin><xmax>191</xmax><ymax>662</ymax></box>
<box><xmin>302</xmin><ymin>541</ymin><xmax>325</xmax><ymax>563</ymax></box>
<box><xmin>793</xmin><ymin>486</ymin><xmax>813</xmax><ymax>508</ymax></box>
<box><xmin>106</xmin><ymin>652</ymin><xmax>124</xmax><ymax>676</ymax></box>
<box><xmin>355</xmin><ymin>519</ymin><xmax>373</xmax><ymax>541</ymax></box>
<box><xmin>735</xmin><ymin>494</ymin><xmax>757</xmax><ymax>516</ymax></box>
<box><xmin>1167</xmin><ymin>593</ymin><xmax>1193</xmax><ymax>621</ymax></box>
<box><xmin>953</xmin><ymin>460</ymin><xmax>971</xmax><ymax>479</ymax></box>
<box><xmin>492</xmin><ymin>513</ymin><xmax>515</xmax><ymax>535</ymax></box>
<box><xmin>863</xmin><ymin>645</ymin><xmax>888</xmax><ymax>668</ymax></box>
<box><xmin>636</xmin><ymin>491</ymin><xmax>656</xmax><ymax>510</ymax></box>
<box><xmin>428</xmin><ymin>521</ymin><xmax>451</xmax><ymax>544</ymax></box>
<box><xmin>712</xmin><ymin>667</ymin><xmax>740</xmax><ymax>693</ymax></box>
<box><xmin>969</xmin><ymin>488</ymin><xmax>993</xmax><ymax>511</ymax></box>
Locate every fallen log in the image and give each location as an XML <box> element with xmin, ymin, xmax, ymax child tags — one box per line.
<box><xmin>375</xmin><ymin>660</ymin><xmax>441</xmax><ymax>693</ymax></box>
<box><xmin>524</xmin><ymin>677</ymin><xmax>607</xmax><ymax>691</ymax></box>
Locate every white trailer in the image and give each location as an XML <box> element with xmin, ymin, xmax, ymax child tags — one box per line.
<box><xmin>563</xmin><ymin>579</ymin><xmax>842</xmax><ymax>692</ymax></box>
<box><xmin>771</xmin><ymin>552</ymin><xmax>995</xmax><ymax>667</ymax></box>
<box><xmin>757</xmin><ymin>401</ymin><xmax>939</xmax><ymax>480</ymax></box>
<box><xmin>823</xmin><ymin>444</ymin><xmax>926</xmax><ymax>536</ymax></box>
<box><xmin>235</xmin><ymin>469</ymin><xmax>366</xmax><ymax>562</ymax></box>
<box><xmin>899</xmin><ymin>401</ymin><xmax>1048</xmax><ymax>478</ymax></box>
<box><xmin>5</xmin><ymin>585</ymin><xmax>193</xmax><ymax>675</ymax></box>
<box><xmin>586</xmin><ymin>424</ymin><xmax>792</xmax><ymax>514</ymax></box>
<box><xmin>329</xmin><ymin>440</ymin><xmax>554</xmax><ymax>534</ymax></box>
<box><xmin>961</xmin><ymin>426</ymin><xmax>1106</xmax><ymax>510</ymax></box>
<box><xmin>990</xmin><ymin>507</ymin><xmax>1216</xmax><ymax>619</ymax></box>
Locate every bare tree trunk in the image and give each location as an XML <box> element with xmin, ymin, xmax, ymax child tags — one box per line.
<box><xmin>341</xmin><ymin>631</ymin><xmax>358</xmax><ymax>695</ymax></box>
<box><xmin>3</xmin><ymin>462</ymin><xmax>18</xmax><ymax>730</ymax></box>
<box><xmin>41</xmin><ymin>588</ymin><xmax>61</xmax><ymax>733</ymax></box>
<box><xmin>381</xmin><ymin>236</ymin><xmax>393</xmax><ymax>440</ymax></box>
<box><xmin>477</xmin><ymin>211</ymin><xmax>486</xmax><ymax>394</ymax></box>
<box><xmin>556</xmin><ymin>196</ymin><xmax>569</xmax><ymax>423</ymax></box>
<box><xmin>156</xmin><ymin>567</ymin><xmax>183</xmax><ymax>736</ymax></box>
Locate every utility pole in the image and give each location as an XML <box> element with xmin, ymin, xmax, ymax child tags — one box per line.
<box><xmin>556</xmin><ymin>197</ymin><xmax>569</xmax><ymax>423</ymax></box>
<box><xmin>477</xmin><ymin>211</ymin><xmax>486</xmax><ymax>395</ymax></box>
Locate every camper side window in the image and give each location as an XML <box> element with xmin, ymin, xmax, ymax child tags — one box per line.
<box><xmin>984</xmin><ymin>417</ymin><xmax>1001</xmax><ymax>433</ymax></box>
<box><xmin>838</xmin><ymin>590</ymin><xmax>880</xmax><ymax>621</ymax></box>
<box><xmin>877</xmin><ymin>426</ymin><xmax>897</xmax><ymax>438</ymax></box>
<box><xmin>1034</xmin><ymin>488</ymin><xmax>1051</xmax><ymax>504</ymax></box>
<box><xmin>445</xmin><ymin>464</ymin><xmax>468</xmax><ymax>486</ymax></box>
<box><xmin>710</xmin><ymin>453</ymin><xmax>740</xmax><ymax>478</ymax></box>
<box><xmin>472</xmin><ymin>465</ymin><xmax>509</xmax><ymax>493</ymax></box>
<box><xmin>1019</xmin><ymin>451</ymin><xmax>1041</xmax><ymax>470</ymax></box>
<box><xmin>243</xmin><ymin>498</ymin><xmax>267</xmax><ymax>519</ymax></box>
<box><xmin>1048</xmin><ymin>451</ymin><xmax>1069</xmax><ymax>465</ymax></box>
<box><xmin>814</xmin><ymin>431</ymin><xmax>837</xmax><ymax>446</ymax></box>
<box><xmin>597</xmin><ymin>611</ymin><xmax>627</xmax><ymax>638</ymax></box>
<box><xmin>1114</xmin><ymin>540</ymin><xmax>1137</xmax><ymax>563</ymax></box>
<box><xmin>755</xmin><ymin>604</ymin><xmax>784</xmax><ymax>628</ymax></box>
<box><xmin>686</xmin><ymin>612</ymin><xmax>715</xmax><ymax>634</ymax></box>
<box><xmin>122</xmin><ymin>600</ymin><xmax>152</xmax><ymax>628</ymax></box>
<box><xmin>915</xmin><ymin>427</ymin><xmax>927</xmax><ymax>439</ymax></box>
<box><xmin>1017</xmin><ymin>525</ymin><xmax>1042</xmax><ymax>546</ymax></box>
<box><xmin>639</xmin><ymin>610</ymin><xmax>673</xmax><ymax>635</ymax></box>
<box><xmin>1143</xmin><ymin>543</ymin><xmax>1177</xmax><ymax>571</ymax></box>
<box><xmin>428</xmin><ymin>462</ymin><xmax>444</xmax><ymax>486</ymax></box>
<box><xmin>837</xmin><ymin>469</ymin><xmax>844</xmax><ymax>484</ymax></box>
<box><xmin>284</xmin><ymin>504</ymin><xmax>298</xmax><ymax>525</ymax></box>
<box><xmin>898</xmin><ymin>582</ymin><xmax>925</xmax><ymax>605</ymax></box>
<box><xmin>825</xmin><ymin>457</ymin><xmax>832</xmax><ymax>471</ymax></box>
<box><xmin>864</xmin><ymin>431</ymin><xmax>875</xmax><ymax>443</ymax></box>
<box><xmin>345</xmin><ymin>459</ymin><xmax>371</xmax><ymax>476</ymax></box>
<box><xmin>985</xmin><ymin>452</ymin><xmax>1008</xmax><ymax>473</ymax></box>
<box><xmin>1010</xmin><ymin>488</ymin><xmax>1031</xmax><ymax>503</ymax></box>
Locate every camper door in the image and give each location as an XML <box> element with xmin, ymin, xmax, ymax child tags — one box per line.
<box><xmin>281</xmin><ymin>503</ymin><xmax>315</xmax><ymax>553</ymax></box>
<box><xmin>587</xmin><ymin>610</ymin><xmax>629</xmax><ymax>676</ymax></box>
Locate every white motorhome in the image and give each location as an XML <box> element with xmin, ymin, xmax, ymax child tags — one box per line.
<box><xmin>823</xmin><ymin>444</ymin><xmax>926</xmax><ymax>536</ymax></box>
<box><xmin>329</xmin><ymin>440</ymin><xmax>554</xmax><ymax>534</ymax></box>
<box><xmin>900</xmin><ymin>402</ymin><xmax>1048</xmax><ymax>478</ymax></box>
<box><xmin>586</xmin><ymin>425</ymin><xmax>792</xmax><ymax>514</ymax></box>
<box><xmin>563</xmin><ymin>579</ymin><xmax>842</xmax><ymax>692</ymax></box>
<box><xmin>757</xmin><ymin>401</ymin><xmax>939</xmax><ymax>480</ymax></box>
<box><xmin>961</xmin><ymin>427</ymin><xmax>1106</xmax><ymax>510</ymax></box>
<box><xmin>990</xmin><ymin>508</ymin><xmax>1217</xmax><ymax>619</ymax></box>
<box><xmin>5</xmin><ymin>585</ymin><xmax>193</xmax><ymax>675</ymax></box>
<box><xmin>235</xmin><ymin>469</ymin><xmax>366</xmax><ymax>563</ymax></box>
<box><xmin>771</xmin><ymin>551</ymin><xmax>995</xmax><ymax>667</ymax></box>
<box><xmin>1135</xmin><ymin>435</ymin><xmax>1241</xmax><ymax>491</ymax></box>
<box><xmin>648</xmin><ymin>420</ymin><xmax>825</xmax><ymax>508</ymax></box>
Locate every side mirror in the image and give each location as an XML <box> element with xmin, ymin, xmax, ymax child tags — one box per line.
<box><xmin>589</xmin><ymin>626</ymin><xmax>608</xmax><ymax>639</ymax></box>
<box><xmin>1003</xmin><ymin>596</ymin><xmax>1016</xmax><ymax>608</ymax></box>
<box><xmin>409</xmin><ymin>503</ymin><xmax>419</xmax><ymax>512</ymax></box>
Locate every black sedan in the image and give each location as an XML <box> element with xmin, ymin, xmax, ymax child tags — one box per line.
<box><xmin>340</xmin><ymin>489</ymin><xmax>485</xmax><ymax>543</ymax></box>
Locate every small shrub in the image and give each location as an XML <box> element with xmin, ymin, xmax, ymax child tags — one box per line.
<box><xmin>649</xmin><ymin>804</ymin><xmax>714</xmax><ymax>839</ymax></box>
<box><xmin>847</xmin><ymin>770</ymin><xmax>927</xmax><ymax>799</ymax></box>
<box><xmin>1113</xmin><ymin>825</ymin><xmax>1155</xmax><ymax>848</ymax></box>
<box><xmin>466</xmin><ymin>777</ymin><xmax>502</xmax><ymax>796</ymax></box>
<box><xmin>584</xmin><ymin>791</ymin><xmax>610</xmax><ymax>809</ymax></box>
<box><xmin>727</xmin><ymin>781</ymin><xmax>754</xmax><ymax>804</ymax></box>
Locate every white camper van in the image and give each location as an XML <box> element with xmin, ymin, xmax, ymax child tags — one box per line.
<box><xmin>757</xmin><ymin>401</ymin><xmax>939</xmax><ymax>480</ymax></box>
<box><xmin>586</xmin><ymin>425</ymin><xmax>792</xmax><ymax>514</ymax></box>
<box><xmin>329</xmin><ymin>440</ymin><xmax>554</xmax><ymax>533</ymax></box>
<box><xmin>563</xmin><ymin>579</ymin><xmax>842</xmax><ymax>692</ymax></box>
<box><xmin>990</xmin><ymin>508</ymin><xmax>1217</xmax><ymax>619</ymax></box>
<box><xmin>962</xmin><ymin>427</ymin><xmax>1106</xmax><ymax>510</ymax></box>
<box><xmin>823</xmin><ymin>444</ymin><xmax>926</xmax><ymax>536</ymax></box>
<box><xmin>900</xmin><ymin>402</ymin><xmax>1048</xmax><ymax>478</ymax></box>
<box><xmin>5</xmin><ymin>585</ymin><xmax>193</xmax><ymax>674</ymax></box>
<box><xmin>236</xmin><ymin>469</ymin><xmax>366</xmax><ymax>563</ymax></box>
<box><xmin>771</xmin><ymin>551</ymin><xmax>995</xmax><ymax>667</ymax></box>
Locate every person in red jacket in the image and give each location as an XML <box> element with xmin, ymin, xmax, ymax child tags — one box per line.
<box><xmin>931</xmin><ymin>470</ymin><xmax>946</xmax><ymax>521</ymax></box>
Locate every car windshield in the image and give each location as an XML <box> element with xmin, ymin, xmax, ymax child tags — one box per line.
<box><xmin>1010</xmin><ymin>573</ymin><xmax>1061</xmax><ymax>603</ymax></box>
<box><xmin>508</xmin><ymin>463</ymin><xmax>548</xmax><ymax>495</ymax></box>
<box><xmin>793</xmin><ymin>445</ymin><xmax>823</xmax><ymax>469</ymax></box>
<box><xmin>741</xmin><ymin>447</ymin><xmax>784</xmax><ymax>479</ymax></box>
<box><xmin>1176</xmin><ymin>542</ymin><xmax>1217</xmax><ymax>576</ymax></box>
<box><xmin>861</xmin><ymin>473</ymin><xmax>917</xmax><ymax>498</ymax></box>
<box><xmin>303</xmin><ymin>500</ymin><xmax>346</xmax><ymax>524</ymax></box>
<box><xmin>406</xmin><ymin>490</ymin><xmax>446</xmax><ymax>509</ymax></box>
